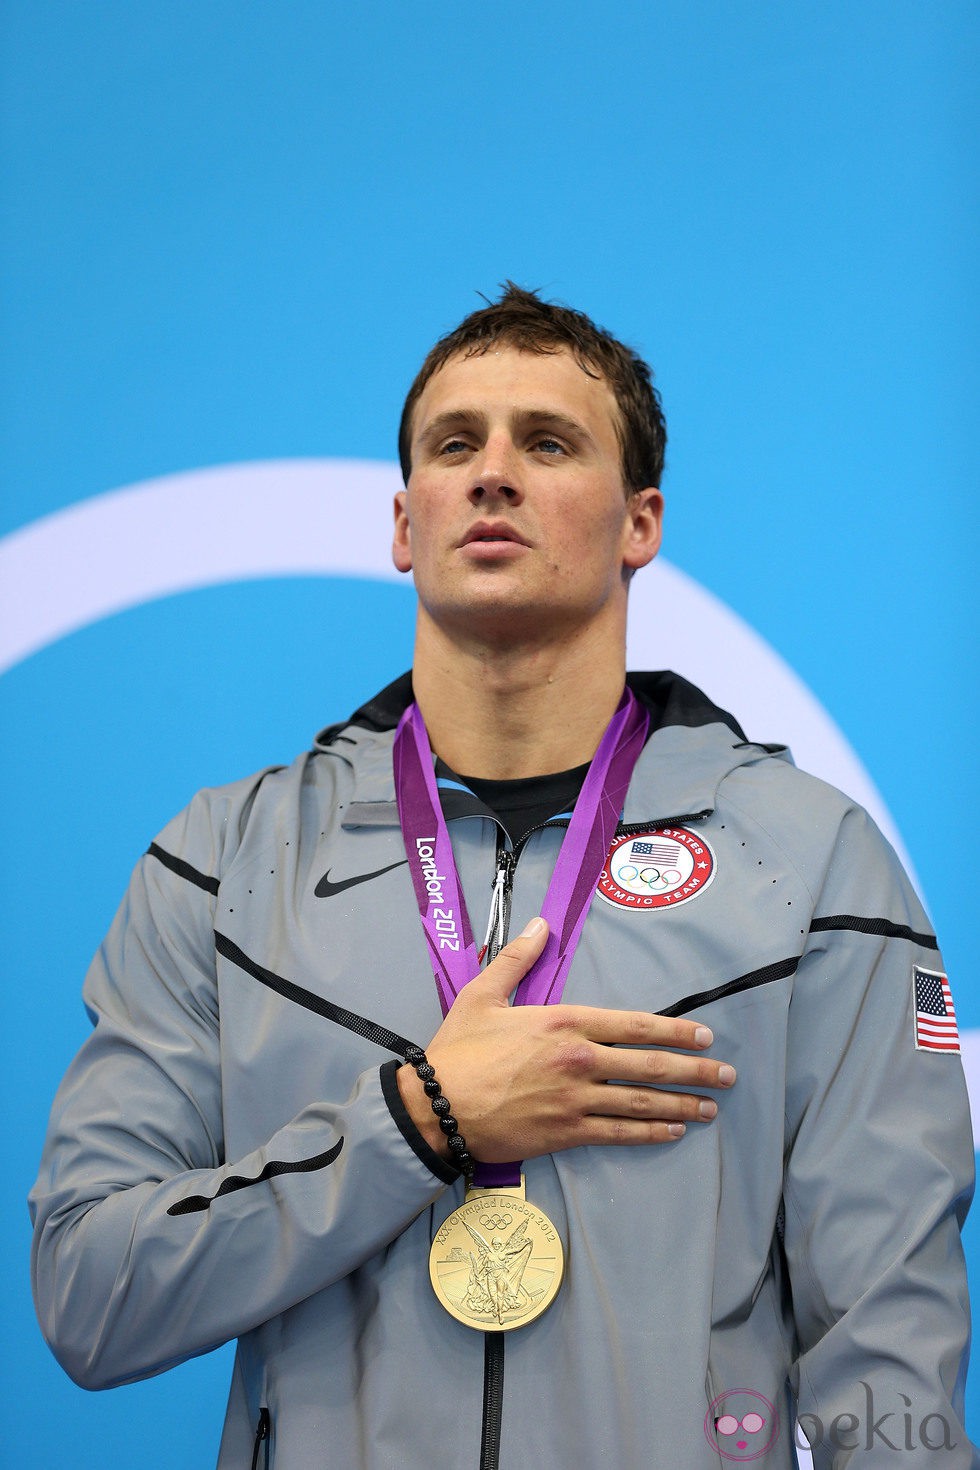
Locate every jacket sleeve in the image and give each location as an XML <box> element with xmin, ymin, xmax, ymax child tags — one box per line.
<box><xmin>29</xmin><ymin>782</ymin><xmax>455</xmax><ymax>1392</ymax></box>
<box><xmin>781</xmin><ymin>802</ymin><xmax>976</xmax><ymax>1466</ymax></box>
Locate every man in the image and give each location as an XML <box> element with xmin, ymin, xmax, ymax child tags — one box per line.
<box><xmin>31</xmin><ymin>286</ymin><xmax>975</xmax><ymax>1467</ymax></box>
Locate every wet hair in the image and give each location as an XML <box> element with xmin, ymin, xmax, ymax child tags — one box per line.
<box><xmin>398</xmin><ymin>282</ymin><xmax>666</xmax><ymax>493</ymax></box>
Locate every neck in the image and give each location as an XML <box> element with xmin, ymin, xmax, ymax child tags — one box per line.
<box><xmin>410</xmin><ymin>616</ymin><xmax>628</xmax><ymax>779</ymax></box>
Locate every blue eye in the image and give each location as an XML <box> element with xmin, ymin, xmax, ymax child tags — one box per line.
<box><xmin>535</xmin><ymin>438</ymin><xmax>565</xmax><ymax>454</ymax></box>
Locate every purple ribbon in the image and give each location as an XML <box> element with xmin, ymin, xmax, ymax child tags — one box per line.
<box><xmin>394</xmin><ymin>687</ymin><xmax>649</xmax><ymax>1187</ymax></box>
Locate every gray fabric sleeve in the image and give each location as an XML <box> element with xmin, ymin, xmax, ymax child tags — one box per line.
<box><xmin>782</xmin><ymin>805</ymin><xmax>976</xmax><ymax>1467</ymax></box>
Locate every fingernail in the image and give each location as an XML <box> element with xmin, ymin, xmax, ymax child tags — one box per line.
<box><xmin>694</xmin><ymin>1025</ymin><xmax>713</xmax><ymax>1047</ymax></box>
<box><xmin>718</xmin><ymin>1065</ymin><xmax>736</xmax><ymax>1086</ymax></box>
<box><xmin>520</xmin><ymin>917</ymin><xmax>545</xmax><ymax>937</ymax></box>
<box><xmin>668</xmin><ymin>1122</ymin><xmax>686</xmax><ymax>1138</ymax></box>
<box><xmin>698</xmin><ymin>1100</ymin><xmax>718</xmax><ymax>1120</ymax></box>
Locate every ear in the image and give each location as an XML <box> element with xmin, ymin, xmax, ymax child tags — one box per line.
<box><xmin>392</xmin><ymin>489</ymin><xmax>413</xmax><ymax>573</ymax></box>
<box><xmin>622</xmin><ymin>487</ymin><xmax>663</xmax><ymax>573</ymax></box>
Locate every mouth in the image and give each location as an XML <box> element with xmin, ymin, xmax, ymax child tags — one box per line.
<box><xmin>460</xmin><ymin>522</ymin><xmax>529</xmax><ymax>548</ymax></box>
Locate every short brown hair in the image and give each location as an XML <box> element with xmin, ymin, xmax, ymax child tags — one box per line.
<box><xmin>398</xmin><ymin>282</ymin><xmax>666</xmax><ymax>493</ymax></box>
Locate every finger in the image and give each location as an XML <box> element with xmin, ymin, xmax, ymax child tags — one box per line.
<box><xmin>584</xmin><ymin>1082</ymin><xmax>724</xmax><ymax>1123</ymax></box>
<box><xmin>475</xmin><ymin>916</ymin><xmax>550</xmax><ymax>1000</ymax></box>
<box><xmin>575</xmin><ymin>1116</ymin><xmax>694</xmax><ymax>1147</ymax></box>
<box><xmin>552</xmin><ymin>1006</ymin><xmax>719</xmax><ymax>1053</ymax></box>
<box><xmin>588</xmin><ymin>1045</ymin><xmax>736</xmax><ymax>1090</ymax></box>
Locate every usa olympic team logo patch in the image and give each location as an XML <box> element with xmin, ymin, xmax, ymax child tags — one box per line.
<box><xmin>597</xmin><ymin>827</ymin><xmax>715</xmax><ymax>910</ymax></box>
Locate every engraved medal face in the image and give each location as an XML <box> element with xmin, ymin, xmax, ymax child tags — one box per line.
<box><xmin>429</xmin><ymin>1185</ymin><xmax>564</xmax><ymax>1332</ymax></box>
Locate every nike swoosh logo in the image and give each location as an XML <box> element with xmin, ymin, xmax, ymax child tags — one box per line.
<box><xmin>315</xmin><ymin>859</ymin><xmax>408</xmax><ymax>898</ymax></box>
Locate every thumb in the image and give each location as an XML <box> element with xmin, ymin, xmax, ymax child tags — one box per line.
<box><xmin>477</xmin><ymin>917</ymin><xmax>550</xmax><ymax>1000</ymax></box>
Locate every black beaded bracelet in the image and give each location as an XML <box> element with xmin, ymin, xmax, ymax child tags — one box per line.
<box><xmin>404</xmin><ymin>1045</ymin><xmax>474</xmax><ymax>1178</ymax></box>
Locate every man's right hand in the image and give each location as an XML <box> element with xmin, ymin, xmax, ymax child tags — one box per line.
<box><xmin>396</xmin><ymin>916</ymin><xmax>736</xmax><ymax>1166</ymax></box>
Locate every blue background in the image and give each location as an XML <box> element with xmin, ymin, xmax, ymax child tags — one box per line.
<box><xmin>2</xmin><ymin>4</ymin><xmax>977</xmax><ymax>1463</ymax></box>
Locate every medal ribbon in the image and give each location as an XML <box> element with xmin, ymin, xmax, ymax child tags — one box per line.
<box><xmin>393</xmin><ymin>687</ymin><xmax>650</xmax><ymax>1188</ymax></box>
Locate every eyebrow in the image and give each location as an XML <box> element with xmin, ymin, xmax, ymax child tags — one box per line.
<box><xmin>415</xmin><ymin>409</ymin><xmax>487</xmax><ymax>451</ymax></box>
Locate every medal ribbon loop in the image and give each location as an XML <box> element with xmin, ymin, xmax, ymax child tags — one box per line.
<box><xmin>394</xmin><ymin>686</ymin><xmax>649</xmax><ymax>1187</ymax></box>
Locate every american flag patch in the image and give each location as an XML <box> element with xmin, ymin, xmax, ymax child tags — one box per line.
<box><xmin>631</xmin><ymin>841</ymin><xmax>679</xmax><ymax>863</ymax></box>
<box><xmin>914</xmin><ymin>966</ymin><xmax>960</xmax><ymax>1053</ymax></box>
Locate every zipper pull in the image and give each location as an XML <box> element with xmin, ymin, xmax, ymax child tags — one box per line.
<box><xmin>478</xmin><ymin>849</ymin><xmax>515</xmax><ymax>963</ymax></box>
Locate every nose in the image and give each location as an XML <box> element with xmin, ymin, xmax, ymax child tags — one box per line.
<box><xmin>468</xmin><ymin>433</ymin><xmax>523</xmax><ymax>504</ymax></box>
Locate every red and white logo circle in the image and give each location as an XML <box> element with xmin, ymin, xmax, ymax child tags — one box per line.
<box><xmin>597</xmin><ymin>827</ymin><xmax>715</xmax><ymax>911</ymax></box>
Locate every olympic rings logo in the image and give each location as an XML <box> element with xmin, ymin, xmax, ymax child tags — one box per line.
<box><xmin>612</xmin><ymin>861</ymin><xmax>683</xmax><ymax>891</ymax></box>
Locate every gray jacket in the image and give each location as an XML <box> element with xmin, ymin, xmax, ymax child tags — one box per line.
<box><xmin>30</xmin><ymin>671</ymin><xmax>976</xmax><ymax>1468</ymax></box>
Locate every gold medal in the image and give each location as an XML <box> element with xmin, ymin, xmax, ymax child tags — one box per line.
<box><xmin>429</xmin><ymin>1175</ymin><xmax>564</xmax><ymax>1331</ymax></box>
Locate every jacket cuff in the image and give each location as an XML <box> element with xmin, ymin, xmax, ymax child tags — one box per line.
<box><xmin>379</xmin><ymin>1059</ymin><xmax>460</xmax><ymax>1186</ymax></box>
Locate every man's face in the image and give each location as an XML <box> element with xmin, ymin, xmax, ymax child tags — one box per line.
<box><xmin>392</xmin><ymin>346</ymin><xmax>662</xmax><ymax>645</ymax></box>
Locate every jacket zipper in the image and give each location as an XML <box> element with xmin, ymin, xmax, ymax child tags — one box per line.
<box><xmin>476</xmin><ymin>806</ymin><xmax>711</xmax><ymax>1468</ymax></box>
<box><xmin>480</xmin><ymin>847</ymin><xmax>516</xmax><ymax>964</ymax></box>
<box><xmin>250</xmin><ymin>1407</ymin><xmax>270</xmax><ymax>1470</ymax></box>
<box><xmin>477</xmin><ymin>834</ymin><xmax>515</xmax><ymax>1470</ymax></box>
<box><xmin>615</xmin><ymin>810</ymin><xmax>711</xmax><ymax>838</ymax></box>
